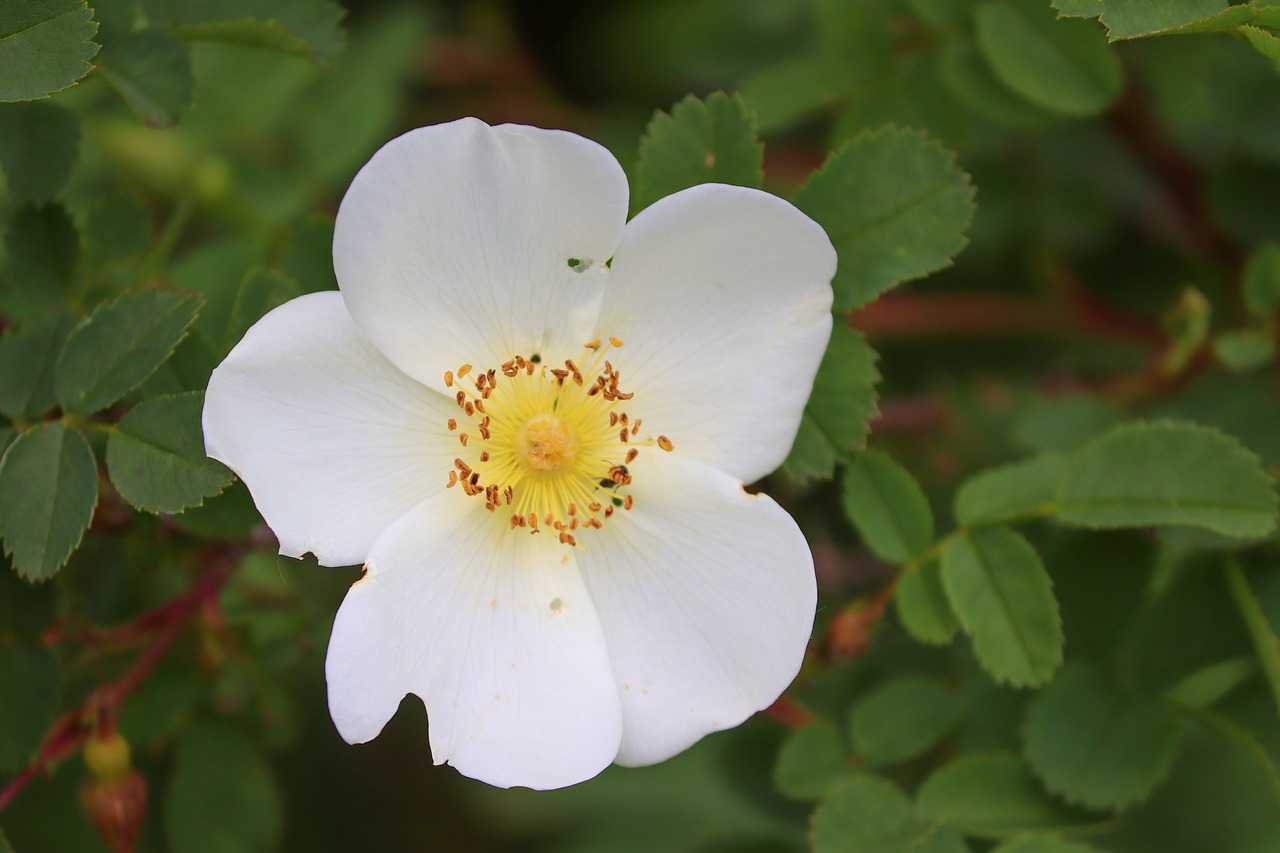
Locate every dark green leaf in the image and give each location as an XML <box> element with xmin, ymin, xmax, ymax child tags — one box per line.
<box><xmin>784</xmin><ymin>325</ymin><xmax>880</xmax><ymax>481</ymax></box>
<box><xmin>895</xmin><ymin>559</ymin><xmax>960</xmax><ymax>645</ymax></box>
<box><xmin>940</xmin><ymin>40</ymin><xmax>1060</xmax><ymax>130</ymax></box>
<box><xmin>1053</xmin><ymin>0</ymin><xmax>1102</xmax><ymax>17</ymax></box>
<box><xmin>1166</xmin><ymin>657</ymin><xmax>1257</xmax><ymax>709</ymax></box>
<box><xmin>634</xmin><ymin>92</ymin><xmax>763</xmax><ymax>213</ymax></box>
<box><xmin>0</xmin><ymin>0</ymin><xmax>99</xmax><ymax>101</ymax></box>
<box><xmin>97</xmin><ymin>28</ymin><xmax>193</xmax><ymax>126</ymax></box>
<box><xmin>0</xmin><ymin>102</ymin><xmax>78</xmax><ymax>202</ymax></box>
<box><xmin>0</xmin><ymin>423</ymin><xmax>96</xmax><ymax>579</ymax></box>
<box><xmin>1225</xmin><ymin>560</ymin><xmax>1280</xmax><ymax>719</ymax></box>
<box><xmin>850</xmin><ymin>675</ymin><xmax>960</xmax><ymax>766</ymax></box>
<box><xmin>168</xmin><ymin>479</ymin><xmax>260</xmax><ymax>539</ymax></box>
<box><xmin>1242</xmin><ymin>24</ymin><xmax>1280</xmax><ymax>62</ymax></box>
<box><xmin>1015</xmin><ymin>395</ymin><xmax>1125</xmax><ymax>453</ymax></box>
<box><xmin>3</xmin><ymin>203</ymin><xmax>79</xmax><ymax>318</ymax></box>
<box><xmin>907</xmin><ymin>0</ymin><xmax>972</xmax><ymax>28</ymax></box>
<box><xmin>0</xmin><ymin>642</ymin><xmax>58</xmax><ymax>772</ymax></box>
<box><xmin>1100</xmin><ymin>0</ymin><xmax>1247</xmax><ymax>39</ymax></box>
<box><xmin>54</xmin><ymin>288</ymin><xmax>202</xmax><ymax>414</ymax></box>
<box><xmin>1214</xmin><ymin>330</ymin><xmax>1274</xmax><ymax>373</ymax></box>
<box><xmin>1055</xmin><ymin>421</ymin><xmax>1278</xmax><ymax>538</ymax></box>
<box><xmin>992</xmin><ymin>838</ymin><xmax>1108</xmax><ymax>853</ymax></box>
<box><xmin>0</xmin><ymin>823</ymin><xmax>12</xmax><ymax>853</ymax></box>
<box><xmin>955</xmin><ymin>454</ymin><xmax>1064</xmax><ymax>527</ymax></box>
<box><xmin>975</xmin><ymin>0</ymin><xmax>1122</xmax><ymax>116</ymax></box>
<box><xmin>1243</xmin><ymin>242</ymin><xmax>1280</xmax><ymax>320</ymax></box>
<box><xmin>941</xmin><ymin>527</ymin><xmax>1063</xmax><ymax>687</ymax></box>
<box><xmin>812</xmin><ymin>773</ymin><xmax>970</xmax><ymax>853</ymax></box>
<box><xmin>143</xmin><ymin>0</ymin><xmax>346</xmax><ymax>62</ymax></box>
<box><xmin>164</xmin><ymin>722</ymin><xmax>283</xmax><ymax>853</ymax></box>
<box><xmin>106</xmin><ymin>391</ymin><xmax>233</xmax><ymax>514</ymax></box>
<box><xmin>0</xmin><ymin>312</ymin><xmax>74</xmax><ymax>421</ymax></box>
<box><xmin>1024</xmin><ymin>664</ymin><xmax>1183</xmax><ymax>811</ymax></box>
<box><xmin>83</xmin><ymin>192</ymin><xmax>153</xmax><ymax>272</ymax></box>
<box><xmin>0</xmin><ymin>564</ymin><xmax>55</xmax><ymax>639</ymax></box>
<box><xmin>773</xmin><ymin>721</ymin><xmax>847</xmax><ymax>801</ymax></box>
<box><xmin>917</xmin><ymin>754</ymin><xmax>1106</xmax><ymax>839</ymax></box>
<box><xmin>794</xmin><ymin>125</ymin><xmax>975</xmax><ymax>309</ymax></box>
<box><xmin>843</xmin><ymin>449</ymin><xmax>934</xmax><ymax>563</ymax></box>
<box><xmin>738</xmin><ymin>60</ymin><xmax>841</xmax><ymax>132</ymax></box>
<box><xmin>222</xmin><ymin>266</ymin><xmax>300</xmax><ymax>354</ymax></box>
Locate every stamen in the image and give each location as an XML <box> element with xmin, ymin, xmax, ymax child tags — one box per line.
<box><xmin>658</xmin><ymin>435</ymin><xmax>674</xmax><ymax>452</ymax></box>
<box><xmin>457</xmin><ymin>364</ymin><xmax>473</xmax><ymax>378</ymax></box>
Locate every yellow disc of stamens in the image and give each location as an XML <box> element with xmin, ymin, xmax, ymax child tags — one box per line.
<box><xmin>519</xmin><ymin>415</ymin><xmax>579</xmax><ymax>471</ymax></box>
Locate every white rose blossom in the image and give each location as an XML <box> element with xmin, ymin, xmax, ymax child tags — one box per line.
<box><xmin>203</xmin><ymin>118</ymin><xmax>836</xmax><ymax>790</ymax></box>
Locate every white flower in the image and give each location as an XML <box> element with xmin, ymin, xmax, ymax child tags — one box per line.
<box><xmin>203</xmin><ymin>118</ymin><xmax>836</xmax><ymax>790</ymax></box>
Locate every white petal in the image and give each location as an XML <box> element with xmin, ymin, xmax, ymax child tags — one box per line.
<box><xmin>581</xmin><ymin>452</ymin><xmax>816</xmax><ymax>767</ymax></box>
<box><xmin>596</xmin><ymin>184</ymin><xmax>835</xmax><ymax>484</ymax></box>
<box><xmin>203</xmin><ymin>291</ymin><xmax>457</xmax><ymax>567</ymax></box>
<box><xmin>334</xmin><ymin>118</ymin><xmax>629</xmax><ymax>390</ymax></box>
<box><xmin>325</xmin><ymin>492</ymin><xmax>623</xmax><ymax>790</ymax></box>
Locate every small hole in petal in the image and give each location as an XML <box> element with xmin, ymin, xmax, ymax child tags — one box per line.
<box><xmin>566</xmin><ymin>257</ymin><xmax>592</xmax><ymax>273</ymax></box>
<box><xmin>530</xmin><ymin>353</ymin><xmax>542</xmax><ymax>364</ymax></box>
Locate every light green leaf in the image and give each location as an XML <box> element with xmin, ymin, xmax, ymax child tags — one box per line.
<box><xmin>896</xmin><ymin>559</ymin><xmax>960</xmax><ymax>645</ymax></box>
<box><xmin>143</xmin><ymin>0</ymin><xmax>346</xmax><ymax>62</ymax></box>
<box><xmin>97</xmin><ymin>28</ymin><xmax>194</xmax><ymax>127</ymax></box>
<box><xmin>941</xmin><ymin>527</ymin><xmax>1063</xmax><ymax>687</ymax></box>
<box><xmin>850</xmin><ymin>675</ymin><xmax>960</xmax><ymax>766</ymax></box>
<box><xmin>917</xmin><ymin>754</ymin><xmax>1106</xmax><ymax>839</ymax></box>
<box><xmin>773</xmin><ymin>721</ymin><xmax>847</xmax><ymax>801</ymax></box>
<box><xmin>1015</xmin><ymin>395</ymin><xmax>1124</xmax><ymax>453</ymax></box>
<box><xmin>812</xmin><ymin>773</ymin><xmax>970</xmax><ymax>853</ymax></box>
<box><xmin>54</xmin><ymin>289</ymin><xmax>202</xmax><ymax>414</ymax></box>
<box><xmin>1244</xmin><ymin>242</ymin><xmax>1280</xmax><ymax>320</ymax></box>
<box><xmin>1242</xmin><ymin>24</ymin><xmax>1280</xmax><ymax>62</ymax></box>
<box><xmin>0</xmin><ymin>102</ymin><xmax>78</xmax><ymax>202</ymax></box>
<box><xmin>908</xmin><ymin>0</ymin><xmax>972</xmax><ymax>28</ymax></box>
<box><xmin>0</xmin><ymin>0</ymin><xmax>99</xmax><ymax>101</ymax></box>
<box><xmin>164</xmin><ymin>722</ymin><xmax>283</xmax><ymax>853</ymax></box>
<box><xmin>1166</xmin><ymin>657</ymin><xmax>1257</xmax><ymax>709</ymax></box>
<box><xmin>843</xmin><ymin>450</ymin><xmax>933</xmax><ymax>563</ymax></box>
<box><xmin>1023</xmin><ymin>664</ymin><xmax>1183</xmax><ymax>811</ymax></box>
<box><xmin>1099</xmin><ymin>0</ymin><xmax>1227</xmax><ymax>37</ymax></box>
<box><xmin>0</xmin><ymin>312</ymin><xmax>74</xmax><ymax>422</ymax></box>
<box><xmin>0</xmin><ymin>642</ymin><xmax>58</xmax><ymax>772</ymax></box>
<box><xmin>83</xmin><ymin>192</ymin><xmax>152</xmax><ymax>271</ymax></box>
<box><xmin>1214</xmin><ymin>329</ymin><xmax>1274</xmax><ymax>373</ymax></box>
<box><xmin>940</xmin><ymin>40</ymin><xmax>1059</xmax><ymax>130</ymax></box>
<box><xmin>992</xmin><ymin>838</ymin><xmax>1109</xmax><ymax>853</ymax></box>
<box><xmin>784</xmin><ymin>325</ymin><xmax>880</xmax><ymax>481</ymax></box>
<box><xmin>0</xmin><ymin>823</ymin><xmax>12</xmax><ymax>853</ymax></box>
<box><xmin>0</xmin><ymin>423</ymin><xmax>96</xmax><ymax>580</ymax></box>
<box><xmin>106</xmin><ymin>392</ymin><xmax>233</xmax><ymax>514</ymax></box>
<box><xmin>222</xmin><ymin>266</ymin><xmax>300</xmax><ymax>354</ymax></box>
<box><xmin>1053</xmin><ymin>0</ymin><xmax>1102</xmax><ymax>17</ymax></box>
<box><xmin>738</xmin><ymin>59</ymin><xmax>841</xmax><ymax>132</ymax></box>
<box><xmin>634</xmin><ymin>92</ymin><xmax>763</xmax><ymax>213</ymax></box>
<box><xmin>1225</xmin><ymin>560</ymin><xmax>1280</xmax><ymax>719</ymax></box>
<box><xmin>794</xmin><ymin>125</ymin><xmax>975</xmax><ymax>309</ymax></box>
<box><xmin>975</xmin><ymin>0</ymin><xmax>1122</xmax><ymax>116</ymax></box>
<box><xmin>3</xmin><ymin>203</ymin><xmax>79</xmax><ymax>318</ymax></box>
<box><xmin>955</xmin><ymin>454</ymin><xmax>1064</xmax><ymax>527</ymax></box>
<box><xmin>1055</xmin><ymin>421</ymin><xmax>1278</xmax><ymax>538</ymax></box>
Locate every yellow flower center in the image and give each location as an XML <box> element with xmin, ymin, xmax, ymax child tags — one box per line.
<box><xmin>442</xmin><ymin>338</ymin><xmax>674</xmax><ymax>547</ymax></box>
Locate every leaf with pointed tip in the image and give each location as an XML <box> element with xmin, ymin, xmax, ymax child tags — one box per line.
<box><xmin>896</xmin><ymin>559</ymin><xmax>960</xmax><ymax>645</ymax></box>
<box><xmin>142</xmin><ymin>0</ymin><xmax>346</xmax><ymax>62</ymax></box>
<box><xmin>955</xmin><ymin>455</ymin><xmax>1064</xmax><ymax>527</ymax></box>
<box><xmin>97</xmin><ymin>28</ymin><xmax>194</xmax><ymax>127</ymax></box>
<box><xmin>0</xmin><ymin>0</ymin><xmax>99</xmax><ymax>102</ymax></box>
<box><xmin>0</xmin><ymin>312</ymin><xmax>75</xmax><ymax>422</ymax></box>
<box><xmin>843</xmin><ymin>449</ymin><xmax>934</xmax><ymax>563</ymax></box>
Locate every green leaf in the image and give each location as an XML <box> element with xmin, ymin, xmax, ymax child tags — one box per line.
<box><xmin>0</xmin><ymin>642</ymin><xmax>58</xmax><ymax>772</ymax></box>
<box><xmin>0</xmin><ymin>102</ymin><xmax>78</xmax><ymax>202</ymax></box>
<box><xmin>633</xmin><ymin>92</ymin><xmax>763</xmax><ymax>213</ymax></box>
<box><xmin>940</xmin><ymin>40</ymin><xmax>1060</xmax><ymax>130</ymax></box>
<box><xmin>992</xmin><ymin>838</ymin><xmax>1108</xmax><ymax>853</ymax></box>
<box><xmin>896</xmin><ymin>559</ymin><xmax>960</xmax><ymax>645</ymax></box>
<box><xmin>143</xmin><ymin>0</ymin><xmax>346</xmax><ymax>62</ymax></box>
<box><xmin>941</xmin><ymin>527</ymin><xmax>1063</xmax><ymax>687</ymax></box>
<box><xmin>106</xmin><ymin>391</ymin><xmax>233</xmax><ymax>514</ymax></box>
<box><xmin>738</xmin><ymin>59</ymin><xmax>841</xmax><ymax>132</ymax></box>
<box><xmin>1053</xmin><ymin>0</ymin><xmax>1102</xmax><ymax>17</ymax></box>
<box><xmin>0</xmin><ymin>423</ymin><xmax>96</xmax><ymax>579</ymax></box>
<box><xmin>164</xmin><ymin>722</ymin><xmax>283</xmax><ymax>853</ymax></box>
<box><xmin>1023</xmin><ymin>663</ymin><xmax>1183</xmax><ymax>811</ymax></box>
<box><xmin>955</xmin><ymin>454</ymin><xmax>1064</xmax><ymax>528</ymax></box>
<box><xmin>975</xmin><ymin>0</ymin><xmax>1122</xmax><ymax>116</ymax></box>
<box><xmin>0</xmin><ymin>0</ymin><xmax>99</xmax><ymax>101</ymax></box>
<box><xmin>1242</xmin><ymin>24</ymin><xmax>1280</xmax><ymax>62</ymax></box>
<box><xmin>1166</xmin><ymin>657</ymin><xmax>1257</xmax><ymax>709</ymax></box>
<box><xmin>1243</xmin><ymin>242</ymin><xmax>1280</xmax><ymax>320</ymax></box>
<box><xmin>843</xmin><ymin>449</ymin><xmax>934</xmax><ymax>563</ymax></box>
<box><xmin>1214</xmin><ymin>329</ymin><xmax>1274</xmax><ymax>373</ymax></box>
<box><xmin>1055</xmin><ymin>421</ymin><xmax>1278</xmax><ymax>538</ymax></box>
<box><xmin>1015</xmin><ymin>395</ymin><xmax>1124</xmax><ymax>454</ymax></box>
<box><xmin>1099</xmin><ymin>0</ymin><xmax>1248</xmax><ymax>39</ymax></box>
<box><xmin>784</xmin><ymin>325</ymin><xmax>880</xmax><ymax>481</ymax></box>
<box><xmin>0</xmin><ymin>563</ymin><xmax>56</xmax><ymax>639</ymax></box>
<box><xmin>812</xmin><ymin>773</ymin><xmax>970</xmax><ymax>853</ymax></box>
<box><xmin>794</xmin><ymin>125</ymin><xmax>975</xmax><ymax>309</ymax></box>
<box><xmin>917</xmin><ymin>754</ymin><xmax>1106</xmax><ymax>839</ymax></box>
<box><xmin>0</xmin><ymin>312</ymin><xmax>74</xmax><ymax>421</ymax></box>
<box><xmin>83</xmin><ymin>192</ymin><xmax>152</xmax><ymax>271</ymax></box>
<box><xmin>1225</xmin><ymin>560</ymin><xmax>1280</xmax><ymax>719</ymax></box>
<box><xmin>54</xmin><ymin>289</ymin><xmax>202</xmax><ymax>414</ymax></box>
<box><xmin>773</xmin><ymin>721</ymin><xmax>847</xmax><ymax>801</ymax></box>
<box><xmin>850</xmin><ymin>675</ymin><xmax>960</xmax><ymax>766</ymax></box>
<box><xmin>0</xmin><ymin>823</ymin><xmax>12</xmax><ymax>853</ymax></box>
<box><xmin>222</xmin><ymin>266</ymin><xmax>300</xmax><ymax>354</ymax></box>
<box><xmin>97</xmin><ymin>28</ymin><xmax>194</xmax><ymax>127</ymax></box>
<box><xmin>907</xmin><ymin>0</ymin><xmax>972</xmax><ymax>28</ymax></box>
<box><xmin>3</xmin><ymin>203</ymin><xmax>79</xmax><ymax>318</ymax></box>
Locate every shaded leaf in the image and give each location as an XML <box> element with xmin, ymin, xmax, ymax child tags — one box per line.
<box><xmin>1243</xmin><ymin>242</ymin><xmax>1280</xmax><ymax>320</ymax></box>
<box><xmin>1242</xmin><ymin>24</ymin><xmax>1280</xmax><ymax>62</ymax></box>
<box><xmin>975</xmin><ymin>0</ymin><xmax>1122</xmax><ymax>116</ymax></box>
<box><xmin>0</xmin><ymin>101</ymin><xmax>78</xmax><ymax>202</ymax></box>
<box><xmin>941</xmin><ymin>527</ymin><xmax>1063</xmax><ymax>687</ymax></box>
<box><xmin>0</xmin><ymin>643</ymin><xmax>58</xmax><ymax>772</ymax></box>
<box><xmin>739</xmin><ymin>59</ymin><xmax>841</xmax><ymax>132</ymax></box>
<box><xmin>54</xmin><ymin>289</ymin><xmax>202</xmax><ymax>414</ymax></box>
<box><xmin>222</xmin><ymin>267</ymin><xmax>300</xmax><ymax>354</ymax></box>
<box><xmin>774</xmin><ymin>721</ymin><xmax>847</xmax><ymax>801</ymax></box>
<box><xmin>0</xmin><ymin>0</ymin><xmax>99</xmax><ymax>101</ymax></box>
<box><xmin>106</xmin><ymin>391</ymin><xmax>233</xmax><ymax>514</ymax></box>
<box><xmin>1100</xmin><ymin>0</ymin><xmax>1252</xmax><ymax>39</ymax></box>
<box><xmin>143</xmin><ymin>0</ymin><xmax>346</xmax><ymax>62</ymax></box>
<box><xmin>634</xmin><ymin>92</ymin><xmax>763</xmax><ymax>213</ymax></box>
<box><xmin>97</xmin><ymin>28</ymin><xmax>194</xmax><ymax>127</ymax></box>
<box><xmin>1166</xmin><ymin>657</ymin><xmax>1257</xmax><ymax>709</ymax></box>
<box><xmin>1023</xmin><ymin>663</ymin><xmax>1183</xmax><ymax>811</ymax></box>
<box><xmin>850</xmin><ymin>675</ymin><xmax>960</xmax><ymax>766</ymax></box>
<box><xmin>0</xmin><ymin>312</ymin><xmax>75</xmax><ymax>421</ymax></box>
<box><xmin>812</xmin><ymin>773</ymin><xmax>970</xmax><ymax>853</ymax></box>
<box><xmin>940</xmin><ymin>39</ymin><xmax>1059</xmax><ymax>130</ymax></box>
<box><xmin>992</xmin><ymin>838</ymin><xmax>1109</xmax><ymax>853</ymax></box>
<box><xmin>1214</xmin><ymin>329</ymin><xmax>1274</xmax><ymax>373</ymax></box>
<box><xmin>1014</xmin><ymin>395</ymin><xmax>1124</xmax><ymax>454</ymax></box>
<box><xmin>896</xmin><ymin>559</ymin><xmax>960</xmax><ymax>645</ymax></box>
<box><xmin>954</xmin><ymin>454</ymin><xmax>1064</xmax><ymax>528</ymax></box>
<box><xmin>83</xmin><ymin>192</ymin><xmax>152</xmax><ymax>271</ymax></box>
<box><xmin>843</xmin><ymin>449</ymin><xmax>934</xmax><ymax>563</ymax></box>
<box><xmin>784</xmin><ymin>325</ymin><xmax>880</xmax><ymax>481</ymax></box>
<box><xmin>794</xmin><ymin>125</ymin><xmax>975</xmax><ymax>309</ymax></box>
<box><xmin>0</xmin><ymin>423</ymin><xmax>96</xmax><ymax>580</ymax></box>
<box><xmin>1055</xmin><ymin>421</ymin><xmax>1278</xmax><ymax>538</ymax></box>
<box><xmin>3</xmin><ymin>203</ymin><xmax>79</xmax><ymax>318</ymax></box>
<box><xmin>1225</xmin><ymin>560</ymin><xmax>1280</xmax><ymax>719</ymax></box>
<box><xmin>1053</xmin><ymin>0</ymin><xmax>1102</xmax><ymax>17</ymax></box>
